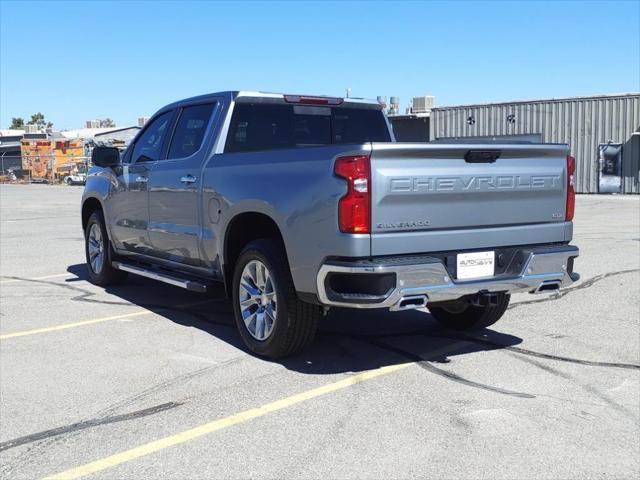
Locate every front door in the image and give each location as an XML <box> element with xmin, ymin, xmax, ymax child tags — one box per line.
<box><xmin>147</xmin><ymin>102</ymin><xmax>218</xmax><ymax>266</ymax></box>
<box><xmin>108</xmin><ymin>110</ymin><xmax>175</xmax><ymax>255</ymax></box>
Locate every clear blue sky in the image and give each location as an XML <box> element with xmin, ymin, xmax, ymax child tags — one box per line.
<box><xmin>1</xmin><ymin>0</ymin><xmax>638</xmax><ymax>129</ymax></box>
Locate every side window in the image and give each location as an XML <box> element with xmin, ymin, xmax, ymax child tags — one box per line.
<box><xmin>131</xmin><ymin>111</ymin><xmax>173</xmax><ymax>163</ymax></box>
<box><xmin>167</xmin><ymin>104</ymin><xmax>215</xmax><ymax>159</ymax></box>
<box><xmin>226</xmin><ymin>104</ymin><xmax>333</xmax><ymax>153</ymax></box>
<box><xmin>225</xmin><ymin>104</ymin><xmax>295</xmax><ymax>153</ymax></box>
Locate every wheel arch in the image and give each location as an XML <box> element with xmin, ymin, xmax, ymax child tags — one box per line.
<box><xmin>81</xmin><ymin>196</ymin><xmax>104</xmax><ymax>232</ymax></box>
<box><xmin>222</xmin><ymin>211</ymin><xmax>289</xmax><ymax>295</ymax></box>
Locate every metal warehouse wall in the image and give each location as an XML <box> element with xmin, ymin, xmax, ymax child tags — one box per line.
<box><xmin>624</xmin><ymin>133</ymin><xmax>640</xmax><ymax>192</ymax></box>
<box><xmin>430</xmin><ymin>94</ymin><xmax>640</xmax><ymax>193</ymax></box>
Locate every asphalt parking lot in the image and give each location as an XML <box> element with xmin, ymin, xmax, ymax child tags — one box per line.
<box><xmin>0</xmin><ymin>184</ymin><xmax>638</xmax><ymax>479</ymax></box>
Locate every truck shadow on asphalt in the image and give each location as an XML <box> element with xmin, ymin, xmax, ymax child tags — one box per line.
<box><xmin>66</xmin><ymin>264</ymin><xmax>524</xmax><ymax>385</ymax></box>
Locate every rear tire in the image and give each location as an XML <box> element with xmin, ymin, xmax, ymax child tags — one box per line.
<box><xmin>428</xmin><ymin>293</ymin><xmax>510</xmax><ymax>330</ymax></box>
<box><xmin>84</xmin><ymin>210</ymin><xmax>128</xmax><ymax>287</ymax></box>
<box><xmin>232</xmin><ymin>239</ymin><xmax>320</xmax><ymax>358</ymax></box>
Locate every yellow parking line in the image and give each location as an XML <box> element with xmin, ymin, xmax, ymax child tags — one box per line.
<box><xmin>0</xmin><ymin>311</ymin><xmax>153</xmax><ymax>340</ymax></box>
<box><xmin>0</xmin><ymin>300</ymin><xmax>212</xmax><ymax>340</ymax></box>
<box><xmin>43</xmin><ymin>361</ymin><xmax>414</xmax><ymax>480</ymax></box>
<box><xmin>0</xmin><ymin>273</ymin><xmax>71</xmax><ymax>285</ymax></box>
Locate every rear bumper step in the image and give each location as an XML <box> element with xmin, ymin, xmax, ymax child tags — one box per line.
<box><xmin>112</xmin><ymin>262</ymin><xmax>207</xmax><ymax>293</ymax></box>
<box><xmin>317</xmin><ymin>245</ymin><xmax>579</xmax><ymax>309</ymax></box>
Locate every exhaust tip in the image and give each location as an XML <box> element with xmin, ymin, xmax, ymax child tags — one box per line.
<box><xmin>391</xmin><ymin>295</ymin><xmax>428</xmax><ymax>311</ymax></box>
<box><xmin>534</xmin><ymin>280</ymin><xmax>561</xmax><ymax>294</ymax></box>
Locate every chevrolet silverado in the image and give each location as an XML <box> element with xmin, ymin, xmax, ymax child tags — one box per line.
<box><xmin>82</xmin><ymin>91</ymin><xmax>579</xmax><ymax>358</ymax></box>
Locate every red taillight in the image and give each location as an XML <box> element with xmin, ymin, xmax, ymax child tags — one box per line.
<box><xmin>335</xmin><ymin>155</ymin><xmax>371</xmax><ymax>233</ymax></box>
<box><xmin>284</xmin><ymin>94</ymin><xmax>343</xmax><ymax>105</ymax></box>
<box><xmin>566</xmin><ymin>154</ymin><xmax>575</xmax><ymax>221</ymax></box>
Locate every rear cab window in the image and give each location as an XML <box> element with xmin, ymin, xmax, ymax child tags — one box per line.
<box><xmin>225</xmin><ymin>102</ymin><xmax>390</xmax><ymax>153</ymax></box>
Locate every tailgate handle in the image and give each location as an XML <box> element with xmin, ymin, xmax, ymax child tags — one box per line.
<box><xmin>464</xmin><ymin>150</ymin><xmax>501</xmax><ymax>163</ymax></box>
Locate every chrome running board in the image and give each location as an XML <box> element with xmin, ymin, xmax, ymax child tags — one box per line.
<box><xmin>112</xmin><ymin>261</ymin><xmax>207</xmax><ymax>293</ymax></box>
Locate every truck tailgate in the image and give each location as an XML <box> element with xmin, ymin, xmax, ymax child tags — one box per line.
<box><xmin>370</xmin><ymin>143</ymin><xmax>570</xmax><ymax>255</ymax></box>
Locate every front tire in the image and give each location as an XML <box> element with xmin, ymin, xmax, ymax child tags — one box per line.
<box><xmin>232</xmin><ymin>239</ymin><xmax>320</xmax><ymax>358</ymax></box>
<box><xmin>428</xmin><ymin>293</ymin><xmax>510</xmax><ymax>330</ymax></box>
<box><xmin>84</xmin><ymin>210</ymin><xmax>127</xmax><ymax>287</ymax></box>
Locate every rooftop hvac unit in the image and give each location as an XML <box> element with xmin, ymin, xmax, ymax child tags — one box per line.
<box><xmin>389</xmin><ymin>96</ymin><xmax>400</xmax><ymax>115</ymax></box>
<box><xmin>25</xmin><ymin>124</ymin><xmax>39</xmax><ymax>134</ymax></box>
<box><xmin>412</xmin><ymin>96</ymin><xmax>435</xmax><ymax>113</ymax></box>
<box><xmin>138</xmin><ymin>117</ymin><xmax>150</xmax><ymax>127</ymax></box>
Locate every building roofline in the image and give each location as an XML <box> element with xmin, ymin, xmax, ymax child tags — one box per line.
<box><xmin>0</xmin><ymin>129</ymin><xmax>26</xmax><ymax>136</ymax></box>
<box><xmin>93</xmin><ymin>126</ymin><xmax>141</xmax><ymax>136</ymax></box>
<box><xmin>387</xmin><ymin>113</ymin><xmax>430</xmax><ymax>119</ymax></box>
<box><xmin>432</xmin><ymin>92</ymin><xmax>640</xmax><ymax>110</ymax></box>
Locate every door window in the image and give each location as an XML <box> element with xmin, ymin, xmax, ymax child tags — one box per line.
<box><xmin>131</xmin><ymin>111</ymin><xmax>174</xmax><ymax>163</ymax></box>
<box><xmin>167</xmin><ymin>104</ymin><xmax>215</xmax><ymax>159</ymax></box>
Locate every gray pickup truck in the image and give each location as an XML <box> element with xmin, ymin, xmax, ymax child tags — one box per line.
<box><xmin>82</xmin><ymin>91</ymin><xmax>579</xmax><ymax>358</ymax></box>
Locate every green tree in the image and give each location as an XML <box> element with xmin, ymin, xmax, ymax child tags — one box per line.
<box><xmin>28</xmin><ymin>112</ymin><xmax>53</xmax><ymax>129</ymax></box>
<box><xmin>100</xmin><ymin>118</ymin><xmax>115</xmax><ymax>128</ymax></box>
<box><xmin>10</xmin><ymin>117</ymin><xmax>24</xmax><ymax>129</ymax></box>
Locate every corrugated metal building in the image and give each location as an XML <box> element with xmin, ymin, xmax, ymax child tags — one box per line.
<box><xmin>430</xmin><ymin>93</ymin><xmax>640</xmax><ymax>193</ymax></box>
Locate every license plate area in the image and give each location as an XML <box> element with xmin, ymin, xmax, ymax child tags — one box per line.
<box><xmin>456</xmin><ymin>251</ymin><xmax>495</xmax><ymax>280</ymax></box>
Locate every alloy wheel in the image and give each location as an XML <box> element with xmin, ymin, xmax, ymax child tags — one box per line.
<box><xmin>87</xmin><ymin>223</ymin><xmax>105</xmax><ymax>274</ymax></box>
<box><xmin>238</xmin><ymin>260</ymin><xmax>277</xmax><ymax>341</ymax></box>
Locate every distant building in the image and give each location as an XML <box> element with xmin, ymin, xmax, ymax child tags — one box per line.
<box><xmin>386</xmin><ymin>95</ymin><xmax>434</xmax><ymax>142</ymax></box>
<box><xmin>0</xmin><ymin>129</ymin><xmax>25</xmax><ymax>175</ymax></box>
<box><xmin>20</xmin><ymin>136</ymin><xmax>55</xmax><ymax>180</ymax></box>
<box><xmin>18</xmin><ymin>126</ymin><xmax>140</xmax><ymax>181</ymax></box>
<box><xmin>430</xmin><ymin>93</ymin><xmax>640</xmax><ymax>194</ymax></box>
<box><xmin>93</xmin><ymin>126</ymin><xmax>140</xmax><ymax>148</ymax></box>
<box><xmin>385</xmin><ymin>92</ymin><xmax>639</xmax><ymax>194</ymax></box>
<box><xmin>86</xmin><ymin>119</ymin><xmax>117</xmax><ymax>128</ymax></box>
<box><xmin>138</xmin><ymin>116</ymin><xmax>150</xmax><ymax>127</ymax></box>
<box><xmin>61</xmin><ymin>127</ymin><xmax>121</xmax><ymax>140</ymax></box>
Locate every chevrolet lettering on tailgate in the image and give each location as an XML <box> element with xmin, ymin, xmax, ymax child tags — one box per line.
<box><xmin>389</xmin><ymin>175</ymin><xmax>562</xmax><ymax>193</ymax></box>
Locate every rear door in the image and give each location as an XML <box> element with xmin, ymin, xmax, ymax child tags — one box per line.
<box><xmin>369</xmin><ymin>143</ymin><xmax>569</xmax><ymax>255</ymax></box>
<box><xmin>147</xmin><ymin>102</ymin><xmax>220</xmax><ymax>266</ymax></box>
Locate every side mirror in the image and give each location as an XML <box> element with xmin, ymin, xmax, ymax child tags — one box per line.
<box><xmin>91</xmin><ymin>146</ymin><xmax>120</xmax><ymax>168</ymax></box>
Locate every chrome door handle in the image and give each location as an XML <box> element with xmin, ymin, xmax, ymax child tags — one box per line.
<box><xmin>135</xmin><ymin>176</ymin><xmax>148</xmax><ymax>183</ymax></box>
<box><xmin>180</xmin><ymin>175</ymin><xmax>197</xmax><ymax>184</ymax></box>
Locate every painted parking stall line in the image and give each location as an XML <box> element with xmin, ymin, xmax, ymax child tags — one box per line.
<box><xmin>0</xmin><ymin>300</ymin><xmax>213</xmax><ymax>340</ymax></box>
<box><xmin>43</xmin><ymin>361</ymin><xmax>416</xmax><ymax>480</ymax></box>
<box><xmin>0</xmin><ymin>311</ymin><xmax>153</xmax><ymax>340</ymax></box>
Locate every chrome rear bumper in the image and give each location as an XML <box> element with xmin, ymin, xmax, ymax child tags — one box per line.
<box><xmin>317</xmin><ymin>245</ymin><xmax>579</xmax><ymax>309</ymax></box>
